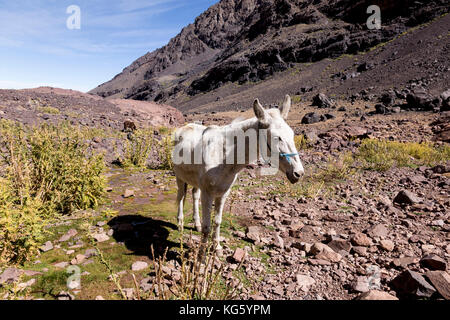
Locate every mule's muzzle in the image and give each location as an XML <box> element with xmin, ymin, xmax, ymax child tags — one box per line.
<box><xmin>287</xmin><ymin>169</ymin><xmax>303</xmax><ymax>184</ymax></box>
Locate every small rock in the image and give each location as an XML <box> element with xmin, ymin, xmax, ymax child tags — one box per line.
<box><xmin>71</xmin><ymin>254</ymin><xmax>86</xmax><ymax>265</ymax></box>
<box><xmin>40</xmin><ymin>241</ymin><xmax>54</xmax><ymax>252</ymax></box>
<box><xmin>53</xmin><ymin>262</ymin><xmax>69</xmax><ymax>269</ymax></box>
<box><xmin>0</xmin><ymin>268</ymin><xmax>22</xmax><ymax>284</ymax></box>
<box><xmin>431</xmin><ymin>219</ymin><xmax>445</xmax><ymax>227</ymax></box>
<box><xmin>296</xmin><ymin>274</ymin><xmax>316</xmax><ymax>292</ymax></box>
<box><xmin>246</xmin><ymin>226</ymin><xmax>260</xmax><ymax>243</ymax></box>
<box><xmin>123</xmin><ymin>189</ymin><xmax>135</xmax><ymax>198</ymax></box>
<box><xmin>231</xmin><ymin>248</ymin><xmax>246</xmax><ymax>263</ymax></box>
<box><xmin>392</xmin><ymin>257</ymin><xmax>419</xmax><ymax>268</ymax></box>
<box><xmin>140</xmin><ymin>277</ymin><xmax>154</xmax><ymax>292</ymax></box>
<box><xmin>357</xmin><ymin>290</ymin><xmax>398</xmax><ymax>300</ymax></box>
<box><xmin>366</xmin><ymin>224</ymin><xmax>389</xmax><ymax>239</ymax></box>
<box><xmin>311</xmin><ymin>243</ymin><xmax>342</xmax><ymax>262</ymax></box>
<box><xmin>351</xmin><ymin>232</ymin><xmax>372</xmax><ymax>247</ymax></box>
<box><xmin>95</xmin><ymin>296</ymin><xmax>105</xmax><ymax>300</ymax></box>
<box><xmin>274</xmin><ymin>234</ymin><xmax>285</xmax><ymax>249</ymax></box>
<box><xmin>352</xmin><ymin>246</ymin><xmax>368</xmax><ymax>256</ymax></box>
<box><xmin>131</xmin><ymin>261</ymin><xmax>148</xmax><ymax>271</ymax></box>
<box><xmin>327</xmin><ymin>239</ymin><xmax>352</xmax><ymax>253</ymax></box>
<box><xmin>17</xmin><ymin>279</ymin><xmax>36</xmax><ymax>290</ymax></box>
<box><xmin>379</xmin><ymin>240</ymin><xmax>395</xmax><ymax>252</ymax></box>
<box><xmin>393</xmin><ymin>190</ymin><xmax>422</xmax><ymax>205</ymax></box>
<box><xmin>352</xmin><ymin>276</ymin><xmax>370</xmax><ymax>293</ymax></box>
<box><xmin>420</xmin><ymin>255</ymin><xmax>447</xmax><ymax>271</ymax></box>
<box><xmin>92</xmin><ymin>233</ymin><xmax>110</xmax><ymax>243</ymax></box>
<box><xmin>58</xmin><ymin>229</ymin><xmax>78</xmax><ymax>242</ymax></box>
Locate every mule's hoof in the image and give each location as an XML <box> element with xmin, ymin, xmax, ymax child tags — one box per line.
<box><xmin>195</xmin><ymin>225</ymin><xmax>202</xmax><ymax>233</ymax></box>
<box><xmin>215</xmin><ymin>247</ymin><xmax>224</xmax><ymax>257</ymax></box>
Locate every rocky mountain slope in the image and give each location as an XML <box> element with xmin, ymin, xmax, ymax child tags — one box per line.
<box><xmin>0</xmin><ymin>87</ymin><xmax>183</xmax><ymax>129</ymax></box>
<box><xmin>89</xmin><ymin>0</ymin><xmax>449</xmax><ymax>113</ymax></box>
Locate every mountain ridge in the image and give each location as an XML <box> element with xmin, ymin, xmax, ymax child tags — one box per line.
<box><xmin>89</xmin><ymin>0</ymin><xmax>449</xmax><ymax>112</ymax></box>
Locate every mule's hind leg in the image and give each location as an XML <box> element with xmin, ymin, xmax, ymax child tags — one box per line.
<box><xmin>176</xmin><ymin>178</ymin><xmax>187</xmax><ymax>230</ymax></box>
<box><xmin>200</xmin><ymin>191</ymin><xmax>213</xmax><ymax>243</ymax></box>
<box><xmin>192</xmin><ymin>188</ymin><xmax>201</xmax><ymax>232</ymax></box>
<box><xmin>198</xmin><ymin>191</ymin><xmax>213</xmax><ymax>259</ymax></box>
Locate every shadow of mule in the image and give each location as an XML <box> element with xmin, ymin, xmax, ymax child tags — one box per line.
<box><xmin>108</xmin><ymin>215</ymin><xmax>180</xmax><ymax>260</ymax></box>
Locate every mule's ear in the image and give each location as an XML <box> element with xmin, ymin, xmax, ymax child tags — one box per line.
<box><xmin>280</xmin><ymin>95</ymin><xmax>291</xmax><ymax>120</ymax></box>
<box><xmin>253</xmin><ymin>99</ymin><xmax>270</xmax><ymax>127</ymax></box>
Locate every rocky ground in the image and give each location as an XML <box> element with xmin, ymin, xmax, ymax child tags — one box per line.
<box><xmin>0</xmin><ymin>87</ymin><xmax>184</xmax><ymax>129</ymax></box>
<box><xmin>0</xmin><ymin>90</ymin><xmax>448</xmax><ymax>300</ymax></box>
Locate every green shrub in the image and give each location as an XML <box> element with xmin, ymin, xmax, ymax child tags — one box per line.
<box><xmin>294</xmin><ymin>134</ymin><xmax>311</xmax><ymax>150</ymax></box>
<box><xmin>37</xmin><ymin>106</ymin><xmax>60</xmax><ymax>115</ymax></box>
<box><xmin>0</xmin><ymin>178</ymin><xmax>49</xmax><ymax>264</ymax></box>
<box><xmin>157</xmin><ymin>132</ymin><xmax>174</xmax><ymax>170</ymax></box>
<box><xmin>316</xmin><ymin>152</ymin><xmax>355</xmax><ymax>181</ymax></box>
<box><xmin>123</xmin><ymin>129</ymin><xmax>153</xmax><ymax>168</ymax></box>
<box><xmin>357</xmin><ymin>139</ymin><xmax>450</xmax><ymax>171</ymax></box>
<box><xmin>0</xmin><ymin>120</ymin><xmax>106</xmax><ymax>264</ymax></box>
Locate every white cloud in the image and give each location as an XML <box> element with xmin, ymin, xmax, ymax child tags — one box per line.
<box><xmin>118</xmin><ymin>0</ymin><xmax>180</xmax><ymax>12</ymax></box>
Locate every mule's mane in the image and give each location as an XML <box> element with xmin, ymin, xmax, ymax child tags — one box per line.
<box><xmin>228</xmin><ymin>108</ymin><xmax>282</xmax><ymax>127</ymax></box>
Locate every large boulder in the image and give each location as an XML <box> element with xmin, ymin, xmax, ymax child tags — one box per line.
<box><xmin>301</xmin><ymin>112</ymin><xmax>334</xmax><ymax>124</ymax></box>
<box><xmin>390</xmin><ymin>270</ymin><xmax>436</xmax><ymax>298</ymax></box>
<box><xmin>406</xmin><ymin>89</ymin><xmax>440</xmax><ymax>111</ymax></box>
<box><xmin>312</xmin><ymin>93</ymin><xmax>334</xmax><ymax>108</ymax></box>
<box><xmin>440</xmin><ymin>89</ymin><xmax>450</xmax><ymax>111</ymax></box>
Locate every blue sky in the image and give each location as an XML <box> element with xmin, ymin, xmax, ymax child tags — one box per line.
<box><xmin>0</xmin><ymin>0</ymin><xmax>218</xmax><ymax>92</ymax></box>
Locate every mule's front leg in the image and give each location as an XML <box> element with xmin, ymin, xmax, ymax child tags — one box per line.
<box><xmin>176</xmin><ymin>178</ymin><xmax>187</xmax><ymax>230</ymax></box>
<box><xmin>213</xmin><ymin>194</ymin><xmax>228</xmax><ymax>251</ymax></box>
<box><xmin>192</xmin><ymin>188</ymin><xmax>201</xmax><ymax>232</ymax></box>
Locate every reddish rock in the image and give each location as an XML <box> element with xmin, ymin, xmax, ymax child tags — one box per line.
<box><xmin>391</xmin><ymin>270</ymin><xmax>436</xmax><ymax>298</ymax></box>
<box><xmin>327</xmin><ymin>239</ymin><xmax>352</xmax><ymax>253</ymax></box>
<box><xmin>420</xmin><ymin>255</ymin><xmax>447</xmax><ymax>271</ymax></box>
<box><xmin>351</xmin><ymin>232</ymin><xmax>372</xmax><ymax>247</ymax></box>
<box><xmin>393</xmin><ymin>190</ymin><xmax>422</xmax><ymax>205</ymax></box>
<box><xmin>392</xmin><ymin>257</ymin><xmax>419</xmax><ymax>268</ymax></box>
<box><xmin>425</xmin><ymin>271</ymin><xmax>450</xmax><ymax>300</ymax></box>
<box><xmin>231</xmin><ymin>248</ymin><xmax>246</xmax><ymax>263</ymax></box>
<box><xmin>379</xmin><ymin>240</ymin><xmax>395</xmax><ymax>252</ymax></box>
<box><xmin>366</xmin><ymin>224</ymin><xmax>389</xmax><ymax>239</ymax></box>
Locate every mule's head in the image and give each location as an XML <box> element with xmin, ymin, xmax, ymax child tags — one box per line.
<box><xmin>253</xmin><ymin>95</ymin><xmax>304</xmax><ymax>184</ymax></box>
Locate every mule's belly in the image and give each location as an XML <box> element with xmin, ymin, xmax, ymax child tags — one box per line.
<box><xmin>174</xmin><ymin>164</ymin><xmax>239</xmax><ymax>197</ymax></box>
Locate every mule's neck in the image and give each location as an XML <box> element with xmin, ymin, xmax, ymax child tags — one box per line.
<box><xmin>224</xmin><ymin>117</ymin><xmax>262</xmax><ymax>171</ymax></box>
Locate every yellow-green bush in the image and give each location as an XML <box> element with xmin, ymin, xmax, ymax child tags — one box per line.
<box><xmin>357</xmin><ymin>139</ymin><xmax>450</xmax><ymax>171</ymax></box>
<box><xmin>157</xmin><ymin>132</ymin><xmax>174</xmax><ymax>170</ymax></box>
<box><xmin>295</xmin><ymin>134</ymin><xmax>311</xmax><ymax>150</ymax></box>
<box><xmin>0</xmin><ymin>179</ymin><xmax>48</xmax><ymax>264</ymax></box>
<box><xmin>123</xmin><ymin>129</ymin><xmax>153</xmax><ymax>168</ymax></box>
<box><xmin>123</xmin><ymin>128</ymin><xmax>174</xmax><ymax>170</ymax></box>
<box><xmin>37</xmin><ymin>106</ymin><xmax>60</xmax><ymax>115</ymax></box>
<box><xmin>0</xmin><ymin>120</ymin><xmax>106</xmax><ymax>264</ymax></box>
<box><xmin>316</xmin><ymin>152</ymin><xmax>355</xmax><ymax>181</ymax></box>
